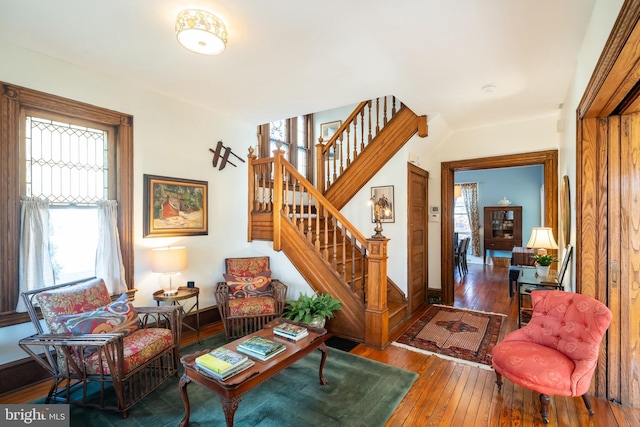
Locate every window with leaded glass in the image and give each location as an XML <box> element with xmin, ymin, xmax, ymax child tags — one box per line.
<box><xmin>23</xmin><ymin>113</ymin><xmax>115</xmax><ymax>283</ymax></box>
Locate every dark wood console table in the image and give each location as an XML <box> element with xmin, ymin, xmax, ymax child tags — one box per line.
<box><xmin>178</xmin><ymin>318</ymin><xmax>328</xmax><ymax>427</ymax></box>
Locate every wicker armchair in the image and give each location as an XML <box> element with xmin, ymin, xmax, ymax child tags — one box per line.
<box><xmin>18</xmin><ymin>278</ymin><xmax>182</xmax><ymax>418</ymax></box>
<box><xmin>214</xmin><ymin>256</ymin><xmax>287</xmax><ymax>340</ymax></box>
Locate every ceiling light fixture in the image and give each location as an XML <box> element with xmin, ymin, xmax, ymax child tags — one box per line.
<box><xmin>176</xmin><ymin>9</ymin><xmax>228</xmax><ymax>55</ymax></box>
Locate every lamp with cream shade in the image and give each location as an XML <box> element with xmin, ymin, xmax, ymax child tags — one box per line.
<box><xmin>526</xmin><ymin>227</ymin><xmax>558</xmax><ymax>277</ymax></box>
<box><xmin>525</xmin><ymin>227</ymin><xmax>558</xmax><ymax>255</ymax></box>
<box><xmin>151</xmin><ymin>246</ymin><xmax>187</xmax><ymax>296</ymax></box>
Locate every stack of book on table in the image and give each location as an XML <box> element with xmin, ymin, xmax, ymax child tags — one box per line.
<box><xmin>273</xmin><ymin>322</ymin><xmax>309</xmax><ymax>341</ymax></box>
<box><xmin>195</xmin><ymin>346</ymin><xmax>254</xmax><ymax>381</ymax></box>
<box><xmin>237</xmin><ymin>336</ymin><xmax>287</xmax><ymax>361</ymax></box>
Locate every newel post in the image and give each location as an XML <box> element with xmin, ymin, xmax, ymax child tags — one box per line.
<box><xmin>365</xmin><ymin>237</ymin><xmax>389</xmax><ymax>348</ymax></box>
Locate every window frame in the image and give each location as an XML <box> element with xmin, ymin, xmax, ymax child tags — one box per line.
<box><xmin>0</xmin><ymin>82</ymin><xmax>134</xmax><ymax>327</ymax></box>
<box><xmin>258</xmin><ymin>114</ymin><xmax>314</xmax><ymax>182</ymax></box>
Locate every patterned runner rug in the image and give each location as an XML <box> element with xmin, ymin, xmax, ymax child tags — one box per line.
<box><xmin>392</xmin><ymin>304</ymin><xmax>505</xmax><ymax>370</ymax></box>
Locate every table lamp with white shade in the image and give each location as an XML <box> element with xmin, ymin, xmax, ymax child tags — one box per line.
<box><xmin>151</xmin><ymin>246</ymin><xmax>187</xmax><ymax>296</ymax></box>
<box><xmin>525</xmin><ymin>227</ymin><xmax>558</xmax><ymax>276</ymax></box>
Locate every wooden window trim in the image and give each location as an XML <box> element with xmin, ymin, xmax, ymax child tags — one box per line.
<box><xmin>0</xmin><ymin>82</ymin><xmax>134</xmax><ymax>327</ymax></box>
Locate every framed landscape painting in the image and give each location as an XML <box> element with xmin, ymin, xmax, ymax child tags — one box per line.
<box><xmin>143</xmin><ymin>174</ymin><xmax>208</xmax><ymax>237</ymax></box>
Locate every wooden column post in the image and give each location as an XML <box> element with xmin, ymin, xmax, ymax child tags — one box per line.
<box><xmin>272</xmin><ymin>148</ymin><xmax>285</xmax><ymax>251</ymax></box>
<box><xmin>365</xmin><ymin>237</ymin><xmax>389</xmax><ymax>348</ymax></box>
<box><xmin>247</xmin><ymin>147</ymin><xmax>257</xmax><ymax>242</ymax></box>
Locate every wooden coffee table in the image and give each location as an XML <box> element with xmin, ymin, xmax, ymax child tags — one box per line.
<box><xmin>178</xmin><ymin>318</ymin><xmax>329</xmax><ymax>427</ymax></box>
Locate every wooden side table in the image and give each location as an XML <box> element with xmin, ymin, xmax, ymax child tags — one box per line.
<box><xmin>153</xmin><ymin>286</ymin><xmax>200</xmax><ymax>343</ymax></box>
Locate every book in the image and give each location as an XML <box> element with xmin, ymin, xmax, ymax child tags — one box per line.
<box><xmin>274</xmin><ymin>329</ymin><xmax>309</xmax><ymax>341</ymax></box>
<box><xmin>237</xmin><ymin>336</ymin><xmax>285</xmax><ymax>357</ymax></box>
<box><xmin>236</xmin><ymin>344</ymin><xmax>287</xmax><ymax>361</ymax></box>
<box><xmin>195</xmin><ymin>358</ymin><xmax>254</xmax><ymax>381</ymax></box>
<box><xmin>195</xmin><ymin>347</ymin><xmax>248</xmax><ymax>375</ymax></box>
<box><xmin>273</xmin><ymin>322</ymin><xmax>308</xmax><ymax>338</ymax></box>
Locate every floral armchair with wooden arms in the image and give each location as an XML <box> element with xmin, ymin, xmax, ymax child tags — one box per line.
<box><xmin>214</xmin><ymin>256</ymin><xmax>287</xmax><ymax>340</ymax></box>
<box><xmin>18</xmin><ymin>278</ymin><xmax>182</xmax><ymax>418</ymax></box>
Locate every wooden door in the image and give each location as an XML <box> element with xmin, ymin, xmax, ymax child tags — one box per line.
<box><xmin>407</xmin><ymin>163</ymin><xmax>428</xmax><ymax>313</ymax></box>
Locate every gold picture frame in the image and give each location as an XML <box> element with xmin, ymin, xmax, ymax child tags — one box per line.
<box><xmin>143</xmin><ymin>174</ymin><xmax>208</xmax><ymax>237</ymax></box>
<box><xmin>561</xmin><ymin>175</ymin><xmax>570</xmax><ymax>243</ymax></box>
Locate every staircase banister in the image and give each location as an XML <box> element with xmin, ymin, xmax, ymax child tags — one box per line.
<box><xmin>319</xmin><ymin>100</ymin><xmax>369</xmax><ymax>156</ymax></box>
<box><xmin>279</xmin><ymin>157</ymin><xmax>371</xmax><ymax>247</ymax></box>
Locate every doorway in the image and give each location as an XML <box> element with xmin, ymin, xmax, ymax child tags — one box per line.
<box><xmin>440</xmin><ymin>150</ymin><xmax>559</xmax><ymax>305</ymax></box>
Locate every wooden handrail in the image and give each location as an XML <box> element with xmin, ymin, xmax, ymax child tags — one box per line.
<box><xmin>316</xmin><ymin>96</ymin><xmax>401</xmax><ymax>194</ymax></box>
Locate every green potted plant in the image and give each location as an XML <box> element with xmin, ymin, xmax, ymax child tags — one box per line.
<box><xmin>531</xmin><ymin>253</ymin><xmax>559</xmax><ymax>277</ymax></box>
<box><xmin>282</xmin><ymin>292</ymin><xmax>342</xmax><ymax>328</ymax></box>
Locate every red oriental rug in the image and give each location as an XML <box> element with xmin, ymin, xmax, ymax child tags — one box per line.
<box><xmin>392</xmin><ymin>304</ymin><xmax>505</xmax><ymax>370</ymax></box>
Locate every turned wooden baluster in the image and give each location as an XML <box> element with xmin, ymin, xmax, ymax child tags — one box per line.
<box><xmin>360</xmin><ymin>108</ymin><xmax>365</xmax><ymax>152</ymax></box>
<box><xmin>375</xmin><ymin>98</ymin><xmax>380</xmax><ymax>134</ymax></box>
<box><xmin>383</xmin><ymin>96</ymin><xmax>388</xmax><ymax>126</ymax></box>
<box><xmin>367</xmin><ymin>100</ymin><xmax>373</xmax><ymax>143</ymax></box>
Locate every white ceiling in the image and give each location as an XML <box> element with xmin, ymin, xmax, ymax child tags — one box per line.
<box><xmin>0</xmin><ymin>0</ymin><xmax>596</xmax><ymax>130</ymax></box>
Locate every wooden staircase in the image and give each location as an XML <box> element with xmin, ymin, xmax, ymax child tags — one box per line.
<box><xmin>248</xmin><ymin>96</ymin><xmax>427</xmax><ymax>347</ymax></box>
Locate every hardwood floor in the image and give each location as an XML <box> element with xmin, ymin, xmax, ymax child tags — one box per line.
<box><xmin>2</xmin><ymin>263</ymin><xmax>640</xmax><ymax>426</ymax></box>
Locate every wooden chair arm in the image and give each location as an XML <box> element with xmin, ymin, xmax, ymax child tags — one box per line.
<box><xmin>137</xmin><ymin>305</ymin><xmax>182</xmax><ymax>344</ymax></box>
<box><xmin>19</xmin><ymin>333</ymin><xmax>126</xmax><ymax>378</ymax></box>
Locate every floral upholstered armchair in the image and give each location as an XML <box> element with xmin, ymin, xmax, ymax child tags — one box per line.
<box><xmin>214</xmin><ymin>256</ymin><xmax>287</xmax><ymax>340</ymax></box>
<box><xmin>18</xmin><ymin>278</ymin><xmax>182</xmax><ymax>418</ymax></box>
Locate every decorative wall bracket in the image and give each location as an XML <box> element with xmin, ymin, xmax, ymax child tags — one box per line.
<box><xmin>209</xmin><ymin>140</ymin><xmax>245</xmax><ymax>170</ymax></box>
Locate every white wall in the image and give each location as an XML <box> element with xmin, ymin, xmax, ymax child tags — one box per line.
<box><xmin>0</xmin><ymin>40</ymin><xmax>311</xmax><ymax>364</ymax></box>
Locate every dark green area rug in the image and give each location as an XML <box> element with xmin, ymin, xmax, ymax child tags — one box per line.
<box><xmin>52</xmin><ymin>333</ymin><xmax>417</xmax><ymax>426</ymax></box>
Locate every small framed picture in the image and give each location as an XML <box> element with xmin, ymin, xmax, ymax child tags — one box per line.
<box><xmin>371</xmin><ymin>185</ymin><xmax>394</xmax><ymax>223</ymax></box>
<box><xmin>320</xmin><ymin>120</ymin><xmax>342</xmax><ymax>142</ymax></box>
<box><xmin>143</xmin><ymin>174</ymin><xmax>208</xmax><ymax>237</ymax></box>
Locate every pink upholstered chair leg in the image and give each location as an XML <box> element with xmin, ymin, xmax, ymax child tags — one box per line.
<box><xmin>582</xmin><ymin>394</ymin><xmax>595</xmax><ymax>415</ymax></box>
<box><xmin>540</xmin><ymin>394</ymin><xmax>550</xmax><ymax>423</ymax></box>
<box><xmin>495</xmin><ymin>372</ymin><xmax>503</xmax><ymax>391</ymax></box>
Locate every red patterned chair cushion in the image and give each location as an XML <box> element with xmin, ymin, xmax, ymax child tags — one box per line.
<box><xmin>36</xmin><ymin>278</ymin><xmax>113</xmax><ymax>334</ymax></box>
<box><xmin>229</xmin><ymin>296</ymin><xmax>276</xmax><ymax>317</ymax></box>
<box><xmin>225</xmin><ymin>256</ymin><xmax>270</xmax><ymax>277</ymax></box>
<box><xmin>223</xmin><ymin>270</ymin><xmax>272</xmax><ymax>298</ymax></box>
<box><xmin>57</xmin><ymin>293</ymin><xmax>141</xmax><ymax>336</ymax></box>
<box><xmin>84</xmin><ymin>328</ymin><xmax>174</xmax><ymax>375</ymax></box>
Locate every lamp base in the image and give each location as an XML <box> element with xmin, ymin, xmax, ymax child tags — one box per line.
<box><xmin>163</xmin><ymin>289</ymin><xmax>179</xmax><ymax>296</ymax></box>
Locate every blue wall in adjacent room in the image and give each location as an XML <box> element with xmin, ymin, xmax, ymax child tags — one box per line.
<box><xmin>455</xmin><ymin>165</ymin><xmax>544</xmax><ymax>258</ymax></box>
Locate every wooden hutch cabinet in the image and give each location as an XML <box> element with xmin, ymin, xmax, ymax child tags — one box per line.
<box><xmin>483</xmin><ymin>206</ymin><xmax>522</xmax><ymax>264</ymax></box>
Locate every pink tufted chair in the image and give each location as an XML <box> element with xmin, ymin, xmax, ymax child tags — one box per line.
<box><xmin>491</xmin><ymin>290</ymin><xmax>612</xmax><ymax>423</ymax></box>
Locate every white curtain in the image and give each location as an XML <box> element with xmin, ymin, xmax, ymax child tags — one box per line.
<box><xmin>17</xmin><ymin>197</ymin><xmax>55</xmax><ymax>312</ymax></box>
<box><xmin>95</xmin><ymin>200</ymin><xmax>127</xmax><ymax>294</ymax></box>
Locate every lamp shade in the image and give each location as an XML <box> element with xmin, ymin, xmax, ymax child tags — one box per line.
<box><xmin>151</xmin><ymin>247</ymin><xmax>187</xmax><ymax>274</ymax></box>
<box><xmin>526</xmin><ymin>227</ymin><xmax>558</xmax><ymax>250</ymax></box>
<box><xmin>176</xmin><ymin>9</ymin><xmax>227</xmax><ymax>55</ymax></box>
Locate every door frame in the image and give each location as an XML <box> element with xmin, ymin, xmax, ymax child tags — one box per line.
<box><xmin>576</xmin><ymin>0</ymin><xmax>640</xmax><ymax>405</ymax></box>
<box><xmin>440</xmin><ymin>150</ymin><xmax>558</xmax><ymax>305</ymax></box>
